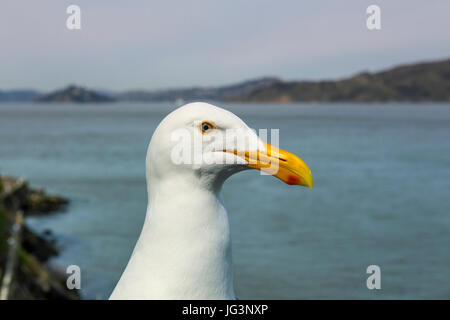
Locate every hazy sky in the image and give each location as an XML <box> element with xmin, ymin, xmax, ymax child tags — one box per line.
<box><xmin>1</xmin><ymin>0</ymin><xmax>449</xmax><ymax>91</ymax></box>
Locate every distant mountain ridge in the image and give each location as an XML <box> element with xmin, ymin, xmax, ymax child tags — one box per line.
<box><xmin>115</xmin><ymin>77</ymin><xmax>281</xmax><ymax>102</ymax></box>
<box><xmin>1</xmin><ymin>57</ymin><xmax>449</xmax><ymax>103</ymax></box>
<box><xmin>228</xmin><ymin>58</ymin><xmax>450</xmax><ymax>102</ymax></box>
<box><xmin>115</xmin><ymin>58</ymin><xmax>450</xmax><ymax>103</ymax></box>
<box><xmin>35</xmin><ymin>85</ymin><xmax>115</xmax><ymax>103</ymax></box>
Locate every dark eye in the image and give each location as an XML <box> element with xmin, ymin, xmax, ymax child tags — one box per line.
<box><xmin>199</xmin><ymin>121</ymin><xmax>215</xmax><ymax>134</ymax></box>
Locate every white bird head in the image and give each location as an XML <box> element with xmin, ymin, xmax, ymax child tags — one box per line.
<box><xmin>146</xmin><ymin>102</ymin><xmax>313</xmax><ymax>192</ymax></box>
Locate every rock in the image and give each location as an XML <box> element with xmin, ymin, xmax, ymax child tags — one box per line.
<box><xmin>21</xmin><ymin>225</ymin><xmax>58</xmax><ymax>263</ymax></box>
<box><xmin>0</xmin><ymin>175</ymin><xmax>80</xmax><ymax>300</ymax></box>
<box><xmin>0</xmin><ymin>176</ymin><xmax>68</xmax><ymax>216</ymax></box>
<box><xmin>24</xmin><ymin>190</ymin><xmax>68</xmax><ymax>215</ymax></box>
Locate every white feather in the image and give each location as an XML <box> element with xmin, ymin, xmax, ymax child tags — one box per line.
<box><xmin>110</xmin><ymin>102</ymin><xmax>263</xmax><ymax>299</ymax></box>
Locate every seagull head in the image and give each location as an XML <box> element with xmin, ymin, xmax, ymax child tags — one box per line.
<box><xmin>146</xmin><ymin>102</ymin><xmax>313</xmax><ymax>192</ymax></box>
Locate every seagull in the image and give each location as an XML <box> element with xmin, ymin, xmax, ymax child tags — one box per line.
<box><xmin>109</xmin><ymin>102</ymin><xmax>313</xmax><ymax>300</ymax></box>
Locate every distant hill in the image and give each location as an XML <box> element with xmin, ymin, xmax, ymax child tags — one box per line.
<box><xmin>0</xmin><ymin>89</ymin><xmax>40</xmax><ymax>102</ymax></box>
<box><xmin>116</xmin><ymin>58</ymin><xmax>450</xmax><ymax>103</ymax></box>
<box><xmin>116</xmin><ymin>77</ymin><xmax>281</xmax><ymax>102</ymax></box>
<box><xmin>2</xmin><ymin>57</ymin><xmax>449</xmax><ymax>103</ymax></box>
<box><xmin>35</xmin><ymin>85</ymin><xmax>115</xmax><ymax>103</ymax></box>
<box><xmin>227</xmin><ymin>58</ymin><xmax>450</xmax><ymax>102</ymax></box>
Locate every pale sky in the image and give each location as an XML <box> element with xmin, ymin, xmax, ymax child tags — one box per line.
<box><xmin>1</xmin><ymin>0</ymin><xmax>449</xmax><ymax>91</ymax></box>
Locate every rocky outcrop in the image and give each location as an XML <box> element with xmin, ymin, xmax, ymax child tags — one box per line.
<box><xmin>1</xmin><ymin>177</ymin><xmax>68</xmax><ymax>216</ymax></box>
<box><xmin>0</xmin><ymin>176</ymin><xmax>80</xmax><ymax>300</ymax></box>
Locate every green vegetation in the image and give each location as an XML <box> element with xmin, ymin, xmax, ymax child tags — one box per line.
<box><xmin>17</xmin><ymin>248</ymin><xmax>30</xmax><ymax>264</ymax></box>
<box><xmin>0</xmin><ymin>198</ymin><xmax>7</xmax><ymax>283</ymax></box>
<box><xmin>0</xmin><ymin>207</ymin><xmax>6</xmax><ymax>254</ymax></box>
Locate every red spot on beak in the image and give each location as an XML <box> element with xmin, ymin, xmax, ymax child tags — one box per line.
<box><xmin>287</xmin><ymin>175</ymin><xmax>300</xmax><ymax>185</ymax></box>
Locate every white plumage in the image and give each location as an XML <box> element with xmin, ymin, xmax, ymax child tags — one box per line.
<box><xmin>110</xmin><ymin>102</ymin><xmax>312</xmax><ymax>300</ymax></box>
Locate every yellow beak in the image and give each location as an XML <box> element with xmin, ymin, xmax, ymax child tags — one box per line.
<box><xmin>228</xmin><ymin>143</ymin><xmax>313</xmax><ymax>188</ymax></box>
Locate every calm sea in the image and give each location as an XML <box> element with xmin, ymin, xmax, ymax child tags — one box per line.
<box><xmin>0</xmin><ymin>102</ymin><xmax>449</xmax><ymax>299</ymax></box>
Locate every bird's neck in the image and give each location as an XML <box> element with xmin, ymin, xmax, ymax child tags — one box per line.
<box><xmin>113</xmin><ymin>173</ymin><xmax>235</xmax><ymax>299</ymax></box>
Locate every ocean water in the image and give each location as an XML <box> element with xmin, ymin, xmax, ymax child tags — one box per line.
<box><xmin>0</xmin><ymin>102</ymin><xmax>449</xmax><ymax>299</ymax></box>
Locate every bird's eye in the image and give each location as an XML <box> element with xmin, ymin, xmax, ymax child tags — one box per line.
<box><xmin>199</xmin><ymin>121</ymin><xmax>216</xmax><ymax>134</ymax></box>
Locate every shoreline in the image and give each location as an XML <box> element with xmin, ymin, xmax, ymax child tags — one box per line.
<box><xmin>0</xmin><ymin>175</ymin><xmax>80</xmax><ymax>300</ymax></box>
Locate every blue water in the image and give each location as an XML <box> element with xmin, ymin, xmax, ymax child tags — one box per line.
<box><xmin>0</xmin><ymin>102</ymin><xmax>449</xmax><ymax>299</ymax></box>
